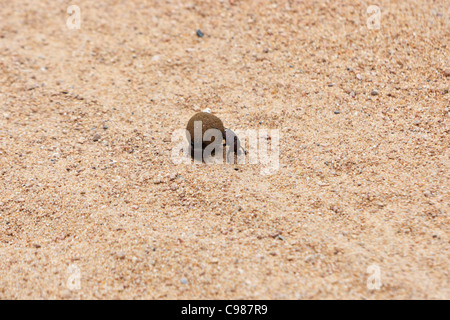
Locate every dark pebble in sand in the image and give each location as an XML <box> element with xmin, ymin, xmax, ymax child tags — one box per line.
<box><xmin>196</xmin><ymin>29</ymin><xmax>204</xmax><ymax>38</ymax></box>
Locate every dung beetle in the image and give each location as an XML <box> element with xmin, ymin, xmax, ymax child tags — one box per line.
<box><xmin>224</xmin><ymin>128</ymin><xmax>247</xmax><ymax>163</ymax></box>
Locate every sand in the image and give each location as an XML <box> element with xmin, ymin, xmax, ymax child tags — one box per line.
<box><xmin>0</xmin><ymin>0</ymin><xmax>449</xmax><ymax>299</ymax></box>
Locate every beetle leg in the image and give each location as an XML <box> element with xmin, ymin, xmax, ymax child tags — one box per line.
<box><xmin>226</xmin><ymin>148</ymin><xmax>233</xmax><ymax>164</ymax></box>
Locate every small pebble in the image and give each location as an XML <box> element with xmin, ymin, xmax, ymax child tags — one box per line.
<box><xmin>270</xmin><ymin>232</ymin><xmax>282</xmax><ymax>238</ymax></box>
<box><xmin>181</xmin><ymin>278</ymin><xmax>188</xmax><ymax>285</ymax></box>
<box><xmin>334</xmin><ymin>110</ymin><xmax>341</xmax><ymax>114</ymax></box>
<box><xmin>371</xmin><ymin>89</ymin><xmax>379</xmax><ymax>96</ymax></box>
<box><xmin>444</xmin><ymin>69</ymin><xmax>450</xmax><ymax>77</ymax></box>
<box><xmin>93</xmin><ymin>134</ymin><xmax>101</xmax><ymax>142</ymax></box>
<box><xmin>196</xmin><ymin>29</ymin><xmax>204</xmax><ymax>38</ymax></box>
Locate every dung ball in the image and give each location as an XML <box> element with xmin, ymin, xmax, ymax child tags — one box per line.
<box><xmin>186</xmin><ymin>112</ymin><xmax>225</xmax><ymax>148</ymax></box>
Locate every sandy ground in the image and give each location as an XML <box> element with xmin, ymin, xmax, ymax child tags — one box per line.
<box><xmin>0</xmin><ymin>0</ymin><xmax>449</xmax><ymax>300</ymax></box>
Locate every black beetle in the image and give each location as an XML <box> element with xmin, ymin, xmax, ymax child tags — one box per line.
<box><xmin>224</xmin><ymin>128</ymin><xmax>247</xmax><ymax>163</ymax></box>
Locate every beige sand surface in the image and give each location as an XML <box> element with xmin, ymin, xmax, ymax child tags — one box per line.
<box><xmin>0</xmin><ymin>0</ymin><xmax>449</xmax><ymax>299</ymax></box>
